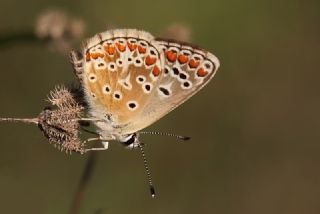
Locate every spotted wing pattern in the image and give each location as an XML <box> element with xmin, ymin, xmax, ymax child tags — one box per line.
<box><xmin>79</xmin><ymin>29</ymin><xmax>219</xmax><ymax>137</ymax></box>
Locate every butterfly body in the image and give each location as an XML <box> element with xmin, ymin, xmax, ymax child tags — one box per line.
<box><xmin>70</xmin><ymin>29</ymin><xmax>219</xmax><ymax>147</ymax></box>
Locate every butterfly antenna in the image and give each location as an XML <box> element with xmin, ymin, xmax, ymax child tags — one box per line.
<box><xmin>139</xmin><ymin>131</ymin><xmax>191</xmax><ymax>141</ymax></box>
<box><xmin>138</xmin><ymin>143</ymin><xmax>156</xmax><ymax>198</ymax></box>
<box><xmin>0</xmin><ymin>117</ymin><xmax>38</xmax><ymax>124</ymax></box>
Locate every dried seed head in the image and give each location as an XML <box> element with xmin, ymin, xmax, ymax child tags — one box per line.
<box><xmin>35</xmin><ymin>9</ymin><xmax>85</xmax><ymax>54</ymax></box>
<box><xmin>38</xmin><ymin>86</ymin><xmax>86</xmax><ymax>154</ymax></box>
<box><xmin>161</xmin><ymin>23</ymin><xmax>192</xmax><ymax>43</ymax></box>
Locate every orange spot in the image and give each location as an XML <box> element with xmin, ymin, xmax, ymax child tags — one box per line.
<box><xmin>104</xmin><ymin>45</ymin><xmax>115</xmax><ymax>55</ymax></box>
<box><xmin>116</xmin><ymin>42</ymin><xmax>126</xmax><ymax>52</ymax></box>
<box><xmin>178</xmin><ymin>55</ymin><xmax>189</xmax><ymax>64</ymax></box>
<box><xmin>128</xmin><ymin>43</ymin><xmax>137</xmax><ymax>51</ymax></box>
<box><xmin>197</xmin><ymin>68</ymin><xmax>208</xmax><ymax>77</ymax></box>
<box><xmin>145</xmin><ymin>56</ymin><xmax>157</xmax><ymax>66</ymax></box>
<box><xmin>152</xmin><ymin>66</ymin><xmax>161</xmax><ymax>76</ymax></box>
<box><xmin>138</xmin><ymin>46</ymin><xmax>147</xmax><ymax>54</ymax></box>
<box><xmin>91</xmin><ymin>53</ymin><xmax>104</xmax><ymax>59</ymax></box>
<box><xmin>189</xmin><ymin>59</ymin><xmax>200</xmax><ymax>68</ymax></box>
<box><xmin>166</xmin><ymin>51</ymin><xmax>177</xmax><ymax>62</ymax></box>
<box><xmin>86</xmin><ymin>53</ymin><xmax>91</xmax><ymax>61</ymax></box>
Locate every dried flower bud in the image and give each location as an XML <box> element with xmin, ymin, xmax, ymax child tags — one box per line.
<box><xmin>161</xmin><ymin>23</ymin><xmax>192</xmax><ymax>43</ymax></box>
<box><xmin>35</xmin><ymin>9</ymin><xmax>85</xmax><ymax>54</ymax></box>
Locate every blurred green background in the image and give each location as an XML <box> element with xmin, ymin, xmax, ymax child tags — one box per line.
<box><xmin>0</xmin><ymin>0</ymin><xmax>319</xmax><ymax>213</ymax></box>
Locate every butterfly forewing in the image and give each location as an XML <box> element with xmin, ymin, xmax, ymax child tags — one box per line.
<box><xmin>80</xmin><ymin>29</ymin><xmax>219</xmax><ymax>136</ymax></box>
<box><xmin>123</xmin><ymin>39</ymin><xmax>220</xmax><ymax>133</ymax></box>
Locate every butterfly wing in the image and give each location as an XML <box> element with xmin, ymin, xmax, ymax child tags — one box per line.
<box><xmin>79</xmin><ymin>29</ymin><xmax>219</xmax><ymax>137</ymax></box>
<box><xmin>81</xmin><ymin>29</ymin><xmax>166</xmax><ymax>137</ymax></box>
<box><xmin>121</xmin><ymin>39</ymin><xmax>220</xmax><ymax>134</ymax></box>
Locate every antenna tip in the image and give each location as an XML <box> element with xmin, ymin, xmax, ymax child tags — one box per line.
<box><xmin>181</xmin><ymin>136</ymin><xmax>191</xmax><ymax>141</ymax></box>
<box><xmin>150</xmin><ymin>185</ymin><xmax>156</xmax><ymax>198</ymax></box>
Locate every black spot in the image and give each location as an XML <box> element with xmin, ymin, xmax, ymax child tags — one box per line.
<box><xmin>135</xmin><ymin>59</ymin><xmax>141</xmax><ymax>64</ymax></box>
<box><xmin>105</xmin><ymin>86</ymin><xmax>110</xmax><ymax>92</ymax></box>
<box><xmin>204</xmin><ymin>63</ymin><xmax>211</xmax><ymax>69</ymax></box>
<box><xmin>118</xmin><ymin>60</ymin><xmax>122</xmax><ymax>65</ymax></box>
<box><xmin>164</xmin><ymin>68</ymin><xmax>169</xmax><ymax>74</ymax></box>
<box><xmin>138</xmin><ymin>77</ymin><xmax>144</xmax><ymax>82</ymax></box>
<box><xmin>150</xmin><ymin>50</ymin><xmax>156</xmax><ymax>55</ymax></box>
<box><xmin>140</xmin><ymin>42</ymin><xmax>147</xmax><ymax>46</ymax></box>
<box><xmin>194</xmin><ymin>56</ymin><xmax>201</xmax><ymax>60</ymax></box>
<box><xmin>90</xmin><ymin>76</ymin><xmax>96</xmax><ymax>80</ymax></box>
<box><xmin>179</xmin><ymin>73</ymin><xmax>187</xmax><ymax>79</ymax></box>
<box><xmin>128</xmin><ymin>57</ymin><xmax>132</xmax><ymax>62</ymax></box>
<box><xmin>173</xmin><ymin>67</ymin><xmax>179</xmax><ymax>75</ymax></box>
<box><xmin>183</xmin><ymin>82</ymin><xmax>190</xmax><ymax>88</ymax></box>
<box><xmin>124</xmin><ymin>82</ymin><xmax>129</xmax><ymax>87</ymax></box>
<box><xmin>98</xmin><ymin>63</ymin><xmax>104</xmax><ymax>67</ymax></box>
<box><xmin>159</xmin><ymin>87</ymin><xmax>170</xmax><ymax>96</ymax></box>
<box><xmin>119</xmin><ymin>40</ymin><xmax>125</xmax><ymax>44</ymax></box>
<box><xmin>110</xmin><ymin>64</ymin><xmax>115</xmax><ymax>69</ymax></box>
<box><xmin>145</xmin><ymin>84</ymin><xmax>151</xmax><ymax>91</ymax></box>
<box><xmin>128</xmin><ymin>102</ymin><xmax>136</xmax><ymax>109</ymax></box>
<box><xmin>114</xmin><ymin>93</ymin><xmax>120</xmax><ymax>99</ymax></box>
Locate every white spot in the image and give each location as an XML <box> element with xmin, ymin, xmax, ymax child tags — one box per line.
<box><xmin>94</xmin><ymin>59</ymin><xmax>107</xmax><ymax>70</ymax></box>
<box><xmin>136</xmin><ymin>75</ymin><xmax>146</xmax><ymax>84</ymax></box>
<box><xmin>119</xmin><ymin>74</ymin><xmax>132</xmax><ymax>90</ymax></box>
<box><xmin>113</xmin><ymin>91</ymin><xmax>122</xmax><ymax>100</ymax></box>
<box><xmin>102</xmin><ymin>83</ymin><xmax>112</xmax><ymax>94</ymax></box>
<box><xmin>103</xmin><ymin>40</ymin><xmax>114</xmax><ymax>46</ymax></box>
<box><xmin>202</xmin><ymin>60</ymin><xmax>214</xmax><ymax>71</ymax></box>
<box><xmin>158</xmin><ymin>82</ymin><xmax>173</xmax><ymax>98</ymax></box>
<box><xmin>108</xmin><ymin>62</ymin><xmax>117</xmax><ymax>72</ymax></box>
<box><xmin>177</xmin><ymin>71</ymin><xmax>189</xmax><ymax>82</ymax></box>
<box><xmin>127</xmin><ymin>100</ymin><xmax>139</xmax><ymax>111</ymax></box>
<box><xmin>148</xmin><ymin>47</ymin><xmax>158</xmax><ymax>56</ymax></box>
<box><xmin>181</xmin><ymin>80</ymin><xmax>192</xmax><ymax>90</ymax></box>
<box><xmin>180</xmin><ymin>49</ymin><xmax>192</xmax><ymax>56</ymax></box>
<box><xmin>91</xmin><ymin>92</ymin><xmax>97</xmax><ymax>99</ymax></box>
<box><xmin>88</xmin><ymin>74</ymin><xmax>97</xmax><ymax>82</ymax></box>
<box><xmin>142</xmin><ymin>82</ymin><xmax>153</xmax><ymax>94</ymax></box>
<box><xmin>128</xmin><ymin>38</ymin><xmax>137</xmax><ymax>44</ymax></box>
<box><xmin>133</xmin><ymin>57</ymin><xmax>143</xmax><ymax>67</ymax></box>
<box><xmin>116</xmin><ymin>58</ymin><xmax>124</xmax><ymax>67</ymax></box>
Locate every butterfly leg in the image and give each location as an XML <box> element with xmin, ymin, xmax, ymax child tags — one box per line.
<box><xmin>84</xmin><ymin>137</ymin><xmax>110</xmax><ymax>152</ymax></box>
<box><xmin>69</xmin><ymin>49</ymin><xmax>84</xmax><ymax>81</ymax></box>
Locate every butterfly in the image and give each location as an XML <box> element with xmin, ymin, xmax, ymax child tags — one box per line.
<box><xmin>70</xmin><ymin>29</ymin><xmax>220</xmax><ymax>150</ymax></box>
